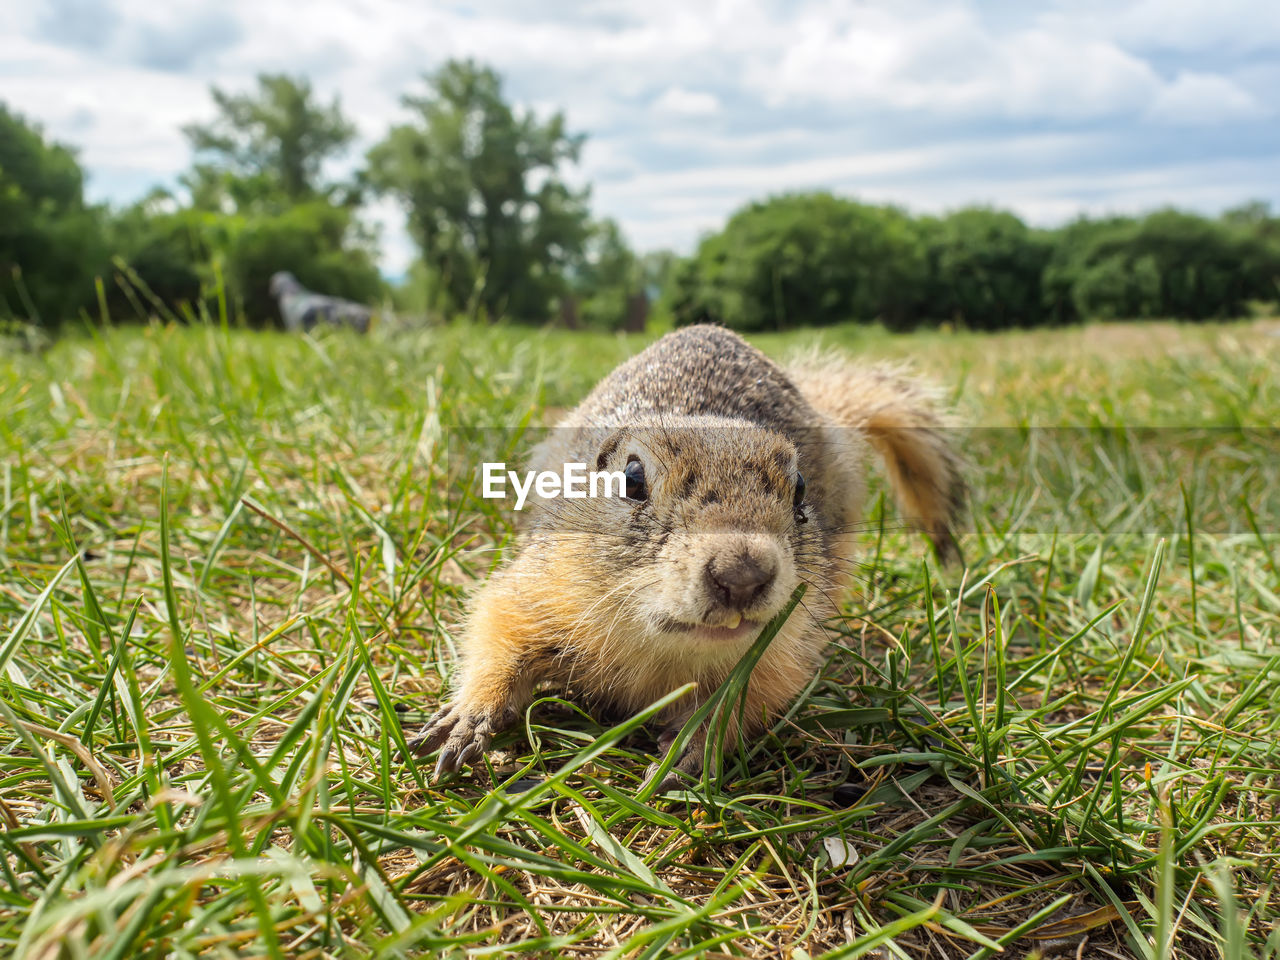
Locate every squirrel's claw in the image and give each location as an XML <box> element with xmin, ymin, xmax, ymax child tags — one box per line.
<box><xmin>641</xmin><ymin>748</ymin><xmax>704</xmax><ymax>793</ymax></box>
<box><xmin>434</xmin><ymin>736</ymin><xmax>487</xmax><ymax>779</ymax></box>
<box><xmin>404</xmin><ymin>703</ymin><xmax>495</xmax><ymax>780</ymax></box>
<box><xmin>641</xmin><ymin>723</ymin><xmax>707</xmax><ymax>794</ymax></box>
<box><xmin>404</xmin><ymin>704</ymin><xmax>457</xmax><ymax>758</ymax></box>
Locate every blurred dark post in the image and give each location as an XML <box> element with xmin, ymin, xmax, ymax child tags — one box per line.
<box><xmin>559</xmin><ymin>295</ymin><xmax>580</xmax><ymax>330</ymax></box>
<box><xmin>624</xmin><ymin>290</ymin><xmax>648</xmax><ymax>333</ymax></box>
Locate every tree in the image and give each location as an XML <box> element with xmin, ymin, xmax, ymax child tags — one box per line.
<box><xmin>570</xmin><ymin>219</ymin><xmax>645</xmax><ymax>330</ymax></box>
<box><xmin>669</xmin><ymin>193</ymin><xmax>927</xmax><ymax>331</ymax></box>
<box><xmin>639</xmin><ymin>249</ymin><xmax>680</xmax><ymax>296</ymax></box>
<box><xmin>366</xmin><ymin>59</ymin><xmax>592</xmax><ymax>322</ymax></box>
<box><xmin>222</xmin><ymin>202</ymin><xmax>383</xmax><ymax>326</ymax></box>
<box><xmin>102</xmin><ymin>193</ymin><xmax>216</xmax><ymax>321</ymax></box>
<box><xmin>1045</xmin><ymin>210</ymin><xmax>1280</xmax><ymax>322</ymax></box>
<box><xmin>182</xmin><ymin>74</ymin><xmax>358</xmax><ymax>212</ymax></box>
<box><xmin>0</xmin><ymin>104</ymin><xmax>105</xmax><ymax>327</ymax></box>
<box><xmin>145</xmin><ymin>76</ymin><xmax>385</xmax><ymax>326</ymax></box>
<box><xmin>920</xmin><ymin>208</ymin><xmax>1052</xmax><ymax>330</ymax></box>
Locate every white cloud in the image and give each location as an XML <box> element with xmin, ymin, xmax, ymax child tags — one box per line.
<box><xmin>0</xmin><ymin>35</ymin><xmax>212</xmax><ymax>176</ymax></box>
<box><xmin>756</xmin><ymin>4</ymin><xmax>1161</xmax><ymax>119</ymax></box>
<box><xmin>997</xmin><ymin>30</ymin><xmax>1159</xmax><ymax>119</ymax></box>
<box><xmin>2</xmin><ymin>0</ymin><xmax>1277</xmax><ymax>271</ymax></box>
<box><xmin>1145</xmin><ymin>71</ymin><xmax>1266</xmax><ymax>125</ymax></box>
<box><xmin>363</xmin><ymin>196</ymin><xmax>416</xmax><ymax>278</ymax></box>
<box><xmin>601</xmin><ymin>149</ymin><xmax>1280</xmax><ymax>254</ymax></box>
<box><xmin>651</xmin><ymin>87</ymin><xmax>720</xmax><ymax>117</ymax></box>
<box><xmin>597</xmin><ymin>132</ymin><xmax>1097</xmax><ymax>202</ymax></box>
<box><xmin>1105</xmin><ymin>0</ymin><xmax>1280</xmax><ymax>53</ymax></box>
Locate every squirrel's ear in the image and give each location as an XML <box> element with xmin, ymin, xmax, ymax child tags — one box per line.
<box><xmin>594</xmin><ymin>428</ymin><xmax>626</xmax><ymax>472</ymax></box>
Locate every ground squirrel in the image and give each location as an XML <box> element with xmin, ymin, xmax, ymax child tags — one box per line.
<box><xmin>409</xmin><ymin>324</ymin><xmax>965</xmax><ymax>788</ymax></box>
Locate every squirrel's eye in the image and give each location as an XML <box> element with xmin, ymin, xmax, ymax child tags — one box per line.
<box><xmin>624</xmin><ymin>459</ymin><xmax>647</xmax><ymax>501</ymax></box>
<box><xmin>793</xmin><ymin>473</ymin><xmax>807</xmax><ymax>523</ymax></box>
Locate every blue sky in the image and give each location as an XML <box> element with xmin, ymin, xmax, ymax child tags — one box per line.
<box><xmin>3</xmin><ymin>0</ymin><xmax>1278</xmax><ymax>274</ymax></box>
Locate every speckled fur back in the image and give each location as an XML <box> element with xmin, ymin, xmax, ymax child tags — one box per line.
<box><xmin>563</xmin><ymin>325</ymin><xmax>816</xmax><ymax>432</ymax></box>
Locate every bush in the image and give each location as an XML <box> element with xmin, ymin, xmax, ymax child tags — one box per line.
<box><xmin>221</xmin><ymin>202</ymin><xmax>383</xmax><ymax>325</ymax></box>
<box><xmin>99</xmin><ymin>201</ymin><xmax>382</xmax><ymax>328</ymax></box>
<box><xmin>667</xmin><ymin>196</ymin><xmax>1280</xmax><ymax>331</ymax></box>
<box><xmin>0</xmin><ymin>106</ymin><xmax>106</xmax><ymax>328</ymax></box>
<box><xmin>918</xmin><ymin>209</ymin><xmax>1053</xmax><ymax>330</ymax></box>
<box><xmin>1043</xmin><ymin>211</ymin><xmax>1280</xmax><ymax>322</ymax></box>
<box><xmin>671</xmin><ymin>193</ymin><xmax>926</xmax><ymax>331</ymax></box>
<box><xmin>102</xmin><ymin>204</ymin><xmax>219</xmax><ymax>321</ymax></box>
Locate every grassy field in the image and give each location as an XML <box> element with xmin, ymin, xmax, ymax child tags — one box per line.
<box><xmin>1</xmin><ymin>317</ymin><xmax>1278</xmax><ymax>958</ymax></box>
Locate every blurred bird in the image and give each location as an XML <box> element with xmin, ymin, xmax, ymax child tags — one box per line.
<box><xmin>269</xmin><ymin>272</ymin><xmax>374</xmax><ymax>333</ymax></box>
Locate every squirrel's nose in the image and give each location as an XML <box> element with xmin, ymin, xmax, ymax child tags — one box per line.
<box><xmin>706</xmin><ymin>552</ymin><xmax>777</xmax><ymax>610</ymax></box>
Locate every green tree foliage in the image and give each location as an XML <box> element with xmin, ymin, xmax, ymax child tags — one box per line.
<box><xmin>182</xmin><ymin>74</ymin><xmax>358</xmax><ymax>211</ymax></box>
<box><xmin>1045</xmin><ymin>210</ymin><xmax>1280</xmax><ymax>322</ymax></box>
<box><xmin>639</xmin><ymin>249</ymin><xmax>680</xmax><ymax>295</ymax></box>
<box><xmin>221</xmin><ymin>201</ymin><xmax>382</xmax><ymax>325</ymax></box>
<box><xmin>668</xmin><ymin>193</ymin><xmax>925</xmax><ymax>331</ymax></box>
<box><xmin>918</xmin><ymin>208</ymin><xmax>1053</xmax><ymax>330</ymax></box>
<box><xmin>570</xmin><ymin>218</ymin><xmax>644</xmax><ymax>330</ymax></box>
<box><xmin>101</xmin><ymin>197</ymin><xmax>217</xmax><ymax>320</ymax></box>
<box><xmin>367</xmin><ymin>59</ymin><xmax>591</xmax><ymax>322</ymax></box>
<box><xmin>5</xmin><ymin>58</ymin><xmax>1280</xmax><ymax>333</ymax></box>
<box><xmin>672</xmin><ymin>192</ymin><xmax>1280</xmax><ymax>331</ymax></box>
<box><xmin>104</xmin><ymin>199</ymin><xmax>382</xmax><ymax>326</ymax></box>
<box><xmin>0</xmin><ymin>106</ymin><xmax>106</xmax><ymax>327</ymax></box>
<box><xmin>97</xmin><ymin>75</ymin><xmax>382</xmax><ymax>326</ymax></box>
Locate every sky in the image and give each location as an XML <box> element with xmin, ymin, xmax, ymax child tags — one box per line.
<box><xmin>3</xmin><ymin>0</ymin><xmax>1278</xmax><ymax>276</ymax></box>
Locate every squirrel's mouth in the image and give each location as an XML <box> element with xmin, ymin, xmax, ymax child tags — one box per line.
<box><xmin>693</xmin><ymin>620</ymin><xmax>763</xmax><ymax>643</ymax></box>
<box><xmin>657</xmin><ymin>615</ymin><xmax>764</xmax><ymax>644</ymax></box>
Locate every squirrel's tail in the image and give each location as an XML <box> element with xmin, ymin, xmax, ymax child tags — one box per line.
<box><xmin>790</xmin><ymin>357</ymin><xmax>967</xmax><ymax>564</ymax></box>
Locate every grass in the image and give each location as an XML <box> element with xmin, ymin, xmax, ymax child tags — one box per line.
<box><xmin>1</xmin><ymin>315</ymin><xmax>1279</xmax><ymax>958</ymax></box>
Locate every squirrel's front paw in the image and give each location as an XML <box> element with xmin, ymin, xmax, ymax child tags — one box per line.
<box><xmin>641</xmin><ymin>722</ymin><xmax>707</xmax><ymax>793</ymax></box>
<box><xmin>406</xmin><ymin>703</ymin><xmax>497</xmax><ymax>780</ymax></box>
<box><xmin>641</xmin><ymin>749</ymin><xmax>704</xmax><ymax>793</ymax></box>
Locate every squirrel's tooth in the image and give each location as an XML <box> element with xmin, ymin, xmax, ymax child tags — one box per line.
<box><xmin>724</xmin><ymin>612</ymin><xmax>742</xmax><ymax>629</ymax></box>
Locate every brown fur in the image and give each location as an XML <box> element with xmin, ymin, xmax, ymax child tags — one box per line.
<box><xmin>409</xmin><ymin>325</ymin><xmax>966</xmax><ymax>786</ymax></box>
<box><xmin>792</xmin><ymin>356</ymin><xmax>967</xmax><ymax>563</ymax></box>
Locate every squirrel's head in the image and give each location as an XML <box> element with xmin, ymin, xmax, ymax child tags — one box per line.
<box><xmin>535</xmin><ymin>416</ymin><xmax>839</xmax><ymax>656</ymax></box>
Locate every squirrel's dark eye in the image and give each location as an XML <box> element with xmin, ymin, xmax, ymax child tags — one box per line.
<box><xmin>624</xmin><ymin>459</ymin><xmax>647</xmax><ymax>501</ymax></box>
<box><xmin>793</xmin><ymin>473</ymin><xmax>807</xmax><ymax>523</ymax></box>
